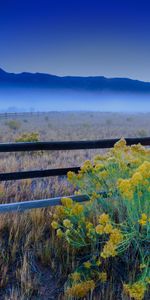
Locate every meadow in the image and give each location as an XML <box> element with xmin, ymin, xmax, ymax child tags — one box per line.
<box><xmin>0</xmin><ymin>112</ymin><xmax>149</xmax><ymax>299</ymax></box>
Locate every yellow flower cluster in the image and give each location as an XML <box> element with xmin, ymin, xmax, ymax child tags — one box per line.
<box><xmin>138</xmin><ymin>161</ymin><xmax>150</xmax><ymax>178</ymax></box>
<box><xmin>66</xmin><ymin>280</ymin><xmax>95</xmax><ymax>298</ymax></box>
<box><xmin>80</xmin><ymin>160</ymin><xmax>93</xmax><ymax>172</ymax></box>
<box><xmin>56</xmin><ymin>228</ymin><xmax>63</xmax><ymax>238</ymax></box>
<box><xmin>61</xmin><ymin>197</ymin><xmax>73</xmax><ymax>208</ymax></box>
<box><xmin>101</xmin><ymin>240</ymin><xmax>117</xmax><ymax>258</ymax></box>
<box><xmin>96</xmin><ymin>213</ymin><xmax>113</xmax><ymax>235</ymax></box>
<box><xmin>99</xmin><ymin>272</ymin><xmax>107</xmax><ymax>282</ymax></box>
<box><xmin>118</xmin><ymin>160</ymin><xmax>150</xmax><ymax>200</ymax></box>
<box><xmin>51</xmin><ymin>221</ymin><xmax>59</xmax><ymax>229</ymax></box>
<box><xmin>61</xmin><ymin>197</ymin><xmax>84</xmax><ymax>216</ymax></box>
<box><xmin>63</xmin><ymin>219</ymin><xmax>73</xmax><ymax>228</ymax></box>
<box><xmin>131</xmin><ymin>172</ymin><xmax>143</xmax><ymax>186</ymax></box>
<box><xmin>83</xmin><ymin>261</ymin><xmax>91</xmax><ymax>269</ymax></box>
<box><xmin>117</xmin><ymin>178</ymin><xmax>134</xmax><ymax>200</ymax></box>
<box><xmin>138</xmin><ymin>213</ymin><xmax>150</xmax><ymax>226</ymax></box>
<box><xmin>71</xmin><ymin>272</ymin><xmax>81</xmax><ymax>281</ymax></box>
<box><xmin>95</xmin><ymin>213</ymin><xmax>123</xmax><ymax>259</ymax></box>
<box><xmin>123</xmin><ymin>282</ymin><xmax>146</xmax><ymax>300</ymax></box>
<box><xmin>99</xmin><ymin>213</ymin><xmax>110</xmax><ymax>224</ymax></box>
<box><xmin>101</xmin><ymin>228</ymin><xmax>123</xmax><ymax>259</ymax></box>
<box><xmin>72</xmin><ymin>203</ymin><xmax>83</xmax><ymax>215</ymax></box>
<box><xmin>67</xmin><ymin>171</ymin><xmax>75</xmax><ymax>181</ymax></box>
<box><xmin>114</xmin><ymin>138</ymin><xmax>127</xmax><ymax>150</ymax></box>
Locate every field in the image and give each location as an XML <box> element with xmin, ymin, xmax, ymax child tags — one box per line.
<box><xmin>1</xmin><ymin>111</ymin><xmax>150</xmax><ymax>202</ymax></box>
<box><xmin>0</xmin><ymin>112</ymin><xmax>149</xmax><ymax>299</ymax></box>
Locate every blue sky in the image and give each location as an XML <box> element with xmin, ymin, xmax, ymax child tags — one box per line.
<box><xmin>0</xmin><ymin>0</ymin><xmax>150</xmax><ymax>81</ymax></box>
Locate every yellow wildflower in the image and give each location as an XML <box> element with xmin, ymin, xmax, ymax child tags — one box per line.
<box><xmin>131</xmin><ymin>172</ymin><xmax>143</xmax><ymax>186</ymax></box>
<box><xmin>99</xmin><ymin>272</ymin><xmax>107</xmax><ymax>282</ymax></box>
<box><xmin>71</xmin><ymin>272</ymin><xmax>81</xmax><ymax>281</ymax></box>
<box><xmin>61</xmin><ymin>197</ymin><xmax>73</xmax><ymax>208</ymax></box>
<box><xmin>103</xmin><ymin>223</ymin><xmax>113</xmax><ymax>234</ymax></box>
<box><xmin>101</xmin><ymin>241</ymin><xmax>117</xmax><ymax>259</ymax></box>
<box><xmin>118</xmin><ymin>178</ymin><xmax>133</xmax><ymax>200</ymax></box>
<box><xmin>63</xmin><ymin>219</ymin><xmax>73</xmax><ymax>228</ymax></box>
<box><xmin>123</xmin><ymin>282</ymin><xmax>146</xmax><ymax>300</ymax></box>
<box><xmin>86</xmin><ymin>222</ymin><xmax>93</xmax><ymax>229</ymax></box>
<box><xmin>114</xmin><ymin>138</ymin><xmax>126</xmax><ymax>149</ymax></box>
<box><xmin>100</xmin><ymin>170</ymin><xmax>108</xmax><ymax>178</ymax></box>
<box><xmin>51</xmin><ymin>221</ymin><xmax>59</xmax><ymax>229</ymax></box>
<box><xmin>72</xmin><ymin>203</ymin><xmax>83</xmax><ymax>215</ymax></box>
<box><xmin>138</xmin><ymin>213</ymin><xmax>148</xmax><ymax>226</ymax></box>
<box><xmin>83</xmin><ymin>261</ymin><xmax>92</xmax><ymax>269</ymax></box>
<box><xmin>81</xmin><ymin>160</ymin><xmax>93</xmax><ymax>172</ymax></box>
<box><xmin>96</xmin><ymin>224</ymin><xmax>104</xmax><ymax>235</ymax></box>
<box><xmin>109</xmin><ymin>228</ymin><xmax>123</xmax><ymax>245</ymax></box>
<box><xmin>98</xmin><ymin>213</ymin><xmax>110</xmax><ymax>225</ymax></box>
<box><xmin>96</xmin><ymin>259</ymin><xmax>101</xmax><ymax>266</ymax></box>
<box><xmin>90</xmin><ymin>192</ymin><xmax>99</xmax><ymax>201</ymax></box>
<box><xmin>67</xmin><ymin>171</ymin><xmax>75</xmax><ymax>180</ymax></box>
<box><xmin>94</xmin><ymin>154</ymin><xmax>106</xmax><ymax>162</ymax></box>
<box><xmin>56</xmin><ymin>228</ymin><xmax>63</xmax><ymax>238</ymax></box>
<box><xmin>138</xmin><ymin>161</ymin><xmax>150</xmax><ymax>178</ymax></box>
<box><xmin>66</xmin><ymin>280</ymin><xmax>95</xmax><ymax>298</ymax></box>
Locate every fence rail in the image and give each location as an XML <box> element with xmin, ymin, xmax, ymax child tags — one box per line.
<box><xmin>0</xmin><ymin>137</ymin><xmax>150</xmax><ymax>152</ymax></box>
<box><xmin>0</xmin><ymin>136</ymin><xmax>150</xmax><ymax>213</ymax></box>
<box><xmin>0</xmin><ymin>167</ymin><xmax>80</xmax><ymax>181</ymax></box>
<box><xmin>0</xmin><ymin>194</ymin><xmax>90</xmax><ymax>213</ymax></box>
<box><xmin>0</xmin><ymin>137</ymin><xmax>150</xmax><ymax>182</ymax></box>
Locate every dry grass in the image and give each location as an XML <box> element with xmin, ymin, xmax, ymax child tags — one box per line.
<box><xmin>0</xmin><ymin>111</ymin><xmax>149</xmax><ymax>299</ymax></box>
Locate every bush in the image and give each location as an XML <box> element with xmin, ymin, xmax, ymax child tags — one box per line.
<box><xmin>51</xmin><ymin>139</ymin><xmax>150</xmax><ymax>299</ymax></box>
<box><xmin>6</xmin><ymin>120</ymin><xmax>21</xmax><ymax>130</ymax></box>
<box><xmin>15</xmin><ymin>132</ymin><xmax>40</xmax><ymax>142</ymax></box>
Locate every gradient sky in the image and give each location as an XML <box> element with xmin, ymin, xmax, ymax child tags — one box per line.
<box><xmin>1</xmin><ymin>0</ymin><xmax>150</xmax><ymax>81</ymax></box>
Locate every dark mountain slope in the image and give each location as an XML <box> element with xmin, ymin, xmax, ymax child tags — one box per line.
<box><xmin>0</xmin><ymin>68</ymin><xmax>150</xmax><ymax>93</ymax></box>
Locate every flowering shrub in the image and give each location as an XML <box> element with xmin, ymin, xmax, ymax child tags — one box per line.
<box><xmin>51</xmin><ymin>139</ymin><xmax>150</xmax><ymax>299</ymax></box>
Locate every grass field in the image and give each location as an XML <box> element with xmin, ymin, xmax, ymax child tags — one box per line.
<box><xmin>1</xmin><ymin>111</ymin><xmax>150</xmax><ymax>202</ymax></box>
<box><xmin>0</xmin><ymin>112</ymin><xmax>149</xmax><ymax>299</ymax></box>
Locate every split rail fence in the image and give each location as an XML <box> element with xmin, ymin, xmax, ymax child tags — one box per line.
<box><xmin>0</xmin><ymin>137</ymin><xmax>150</xmax><ymax>213</ymax></box>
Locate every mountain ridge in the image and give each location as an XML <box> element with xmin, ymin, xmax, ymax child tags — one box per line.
<box><xmin>0</xmin><ymin>68</ymin><xmax>150</xmax><ymax>93</ymax></box>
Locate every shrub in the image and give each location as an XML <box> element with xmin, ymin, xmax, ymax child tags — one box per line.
<box><xmin>6</xmin><ymin>120</ymin><xmax>21</xmax><ymax>130</ymax></box>
<box><xmin>15</xmin><ymin>132</ymin><xmax>40</xmax><ymax>142</ymax></box>
<box><xmin>51</xmin><ymin>139</ymin><xmax>150</xmax><ymax>299</ymax></box>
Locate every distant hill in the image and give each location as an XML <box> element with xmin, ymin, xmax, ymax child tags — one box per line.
<box><xmin>0</xmin><ymin>68</ymin><xmax>150</xmax><ymax>93</ymax></box>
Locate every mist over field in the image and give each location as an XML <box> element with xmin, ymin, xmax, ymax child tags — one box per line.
<box><xmin>0</xmin><ymin>88</ymin><xmax>150</xmax><ymax>113</ymax></box>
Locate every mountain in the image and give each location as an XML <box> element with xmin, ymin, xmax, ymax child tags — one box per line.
<box><xmin>0</xmin><ymin>68</ymin><xmax>150</xmax><ymax>93</ymax></box>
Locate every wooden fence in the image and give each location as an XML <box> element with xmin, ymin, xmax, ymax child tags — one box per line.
<box><xmin>0</xmin><ymin>137</ymin><xmax>150</xmax><ymax>213</ymax></box>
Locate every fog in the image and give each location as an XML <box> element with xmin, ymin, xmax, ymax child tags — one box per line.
<box><xmin>0</xmin><ymin>88</ymin><xmax>150</xmax><ymax>113</ymax></box>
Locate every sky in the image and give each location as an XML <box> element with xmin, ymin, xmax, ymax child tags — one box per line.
<box><xmin>0</xmin><ymin>0</ymin><xmax>150</xmax><ymax>81</ymax></box>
